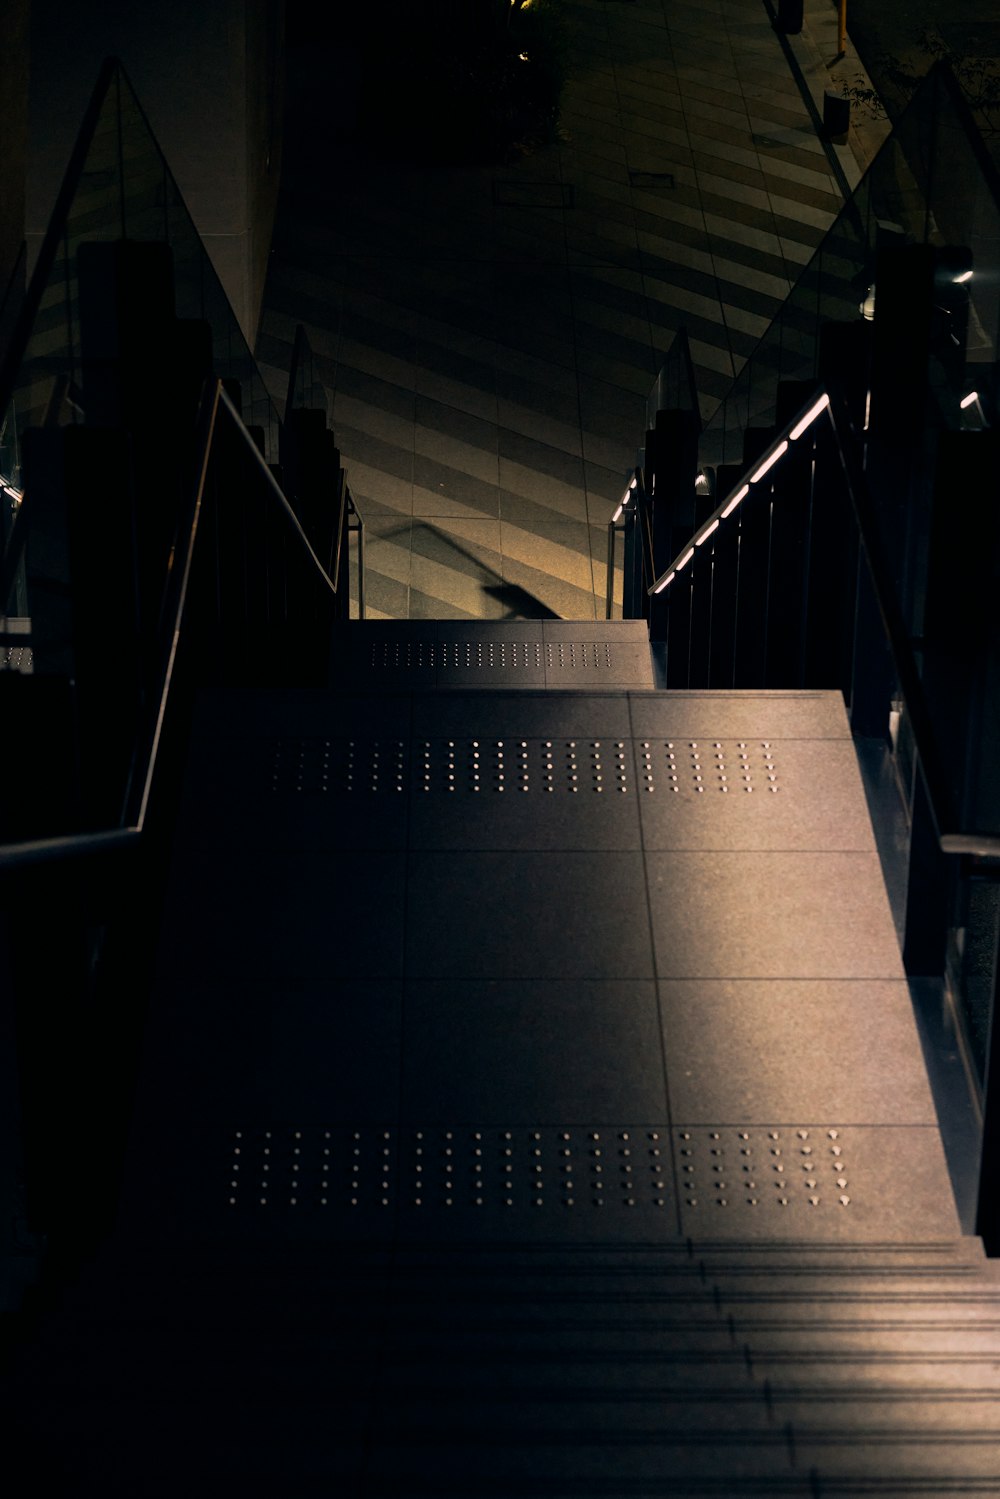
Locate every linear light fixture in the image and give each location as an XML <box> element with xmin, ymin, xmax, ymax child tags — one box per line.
<box><xmin>961</xmin><ymin>390</ymin><xmax>979</xmax><ymax>410</ymax></box>
<box><xmin>789</xmin><ymin>392</ymin><xmax>830</xmax><ymax>441</ymax></box>
<box><xmin>612</xmin><ymin>473</ymin><xmax>640</xmax><ymax>523</ymax></box>
<box><xmin>747</xmin><ymin>440</ymin><xmax>788</xmax><ymax>485</ymax></box>
<box><xmin>647</xmin><ymin>388</ymin><xmax>831</xmax><ymax>597</ymax></box>
<box><xmin>720</xmin><ymin>484</ymin><xmax>749</xmax><ymax>519</ymax></box>
<box><xmin>955</xmin><ymin>268</ymin><xmax>973</xmax><ymax>283</ymax></box>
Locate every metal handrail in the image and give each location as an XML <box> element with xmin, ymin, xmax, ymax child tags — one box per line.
<box><xmin>0</xmin><ymin>60</ymin><xmax>118</xmax><ymax>417</ymax></box>
<box><xmin>0</xmin><ymin>379</ymin><xmax>344</xmax><ymax>872</ymax></box>
<box><xmin>647</xmin><ymin>392</ymin><xmax>830</xmax><ymax>596</ymax></box>
<box><xmin>216</xmin><ymin>385</ymin><xmax>339</xmax><ymax>599</ymax></box>
<box><xmin>605</xmin><ymin>469</ymin><xmax>642</xmax><ymax>619</ymax></box>
<box><xmin>647</xmin><ymin>384</ymin><xmax>1000</xmax><ymax>858</ymax></box>
<box><xmin>284</xmin><ymin>322</ymin><xmax>311</xmax><ymax>419</ymax></box>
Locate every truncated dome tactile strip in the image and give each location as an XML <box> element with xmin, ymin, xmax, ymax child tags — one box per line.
<box><xmin>263</xmin><ymin>737</ymin><xmax>782</xmax><ymax>795</ymax></box>
<box><xmin>225</xmin><ymin>1126</ymin><xmax>674</xmax><ymax>1212</ymax></box>
<box><xmin>676</xmin><ymin>1127</ymin><xmax>852</xmax><ymax>1212</ymax></box>
<box><xmin>221</xmin><ymin>1125</ymin><xmax>960</xmax><ymax>1240</ymax></box>
<box><xmin>367</xmin><ymin>639</ymin><xmax>545</xmax><ymax>672</ymax></box>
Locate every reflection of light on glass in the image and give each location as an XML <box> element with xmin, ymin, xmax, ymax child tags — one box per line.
<box><xmin>864</xmin><ymin>387</ymin><xmax>871</xmax><ymax>432</ymax></box>
<box><xmin>789</xmin><ymin>393</ymin><xmax>830</xmax><ymax>441</ymax></box>
<box><xmin>675</xmin><ymin>547</ymin><xmax>695</xmax><ymax>571</ymax></box>
<box><xmin>695</xmin><ymin>468</ymin><xmax>711</xmax><ymax>493</ymax></box>
<box><xmin>748</xmin><ymin>441</ymin><xmax>788</xmax><ymax>485</ymax></box>
<box><xmin>696</xmin><ymin>518</ymin><xmax>719</xmax><ymax>546</ymax></box>
<box><xmin>721</xmin><ymin>484</ymin><xmax>749</xmax><ymax>519</ymax></box>
<box><xmin>860</xmin><ymin>285</ymin><xmax>876</xmax><ymax>320</ymax></box>
<box><xmin>1</xmin><ymin>482</ymin><xmax>23</xmax><ymax>506</ymax></box>
<box><xmin>960</xmin><ymin>391</ymin><xmax>979</xmax><ymax>410</ymax></box>
<box><xmin>653</xmin><ymin>571</ymin><xmax>675</xmax><ymax>594</ymax></box>
<box><xmin>954</xmin><ymin>269</ymin><xmax>973</xmax><ymax>284</ymax></box>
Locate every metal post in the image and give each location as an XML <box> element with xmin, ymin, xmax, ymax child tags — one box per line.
<box><xmin>976</xmin><ymin>894</ymin><xmax>1000</xmax><ymax>1254</ymax></box>
<box><xmin>606</xmin><ymin>521</ymin><xmax>616</xmax><ymax>620</ymax></box>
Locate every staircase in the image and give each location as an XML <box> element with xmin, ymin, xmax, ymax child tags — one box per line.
<box><xmin>7</xmin><ymin>619</ymin><xmax>1000</xmax><ymax>1494</ymax></box>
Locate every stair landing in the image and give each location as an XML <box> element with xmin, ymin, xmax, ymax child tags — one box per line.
<box><xmin>121</xmin><ymin>678</ymin><xmax>958</xmax><ymax>1250</ymax></box>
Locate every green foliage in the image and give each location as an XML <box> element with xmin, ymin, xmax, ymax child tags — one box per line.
<box><xmin>841</xmin><ymin>29</ymin><xmax>1000</xmax><ymax>138</ymax></box>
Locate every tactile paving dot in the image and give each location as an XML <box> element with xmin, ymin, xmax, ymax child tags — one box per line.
<box><xmin>367</xmin><ymin>638</ymin><xmax>543</xmax><ymax>671</ymax></box>
<box><xmin>675</xmin><ymin>1127</ymin><xmax>850</xmax><ymax>1212</ymax></box>
<box><xmin>545</xmin><ymin>641</ymin><xmax>615</xmax><ymax>671</ymax></box>
<box><xmin>0</xmin><ymin>644</ymin><xmax>33</xmax><ymax>672</ymax></box>
<box><xmin>225</xmin><ymin>1127</ymin><xmax>672</xmax><ymax>1212</ymax></box>
<box><xmin>437</xmin><ymin>639</ymin><xmax>543</xmax><ymax>671</ymax></box>
<box><xmin>640</xmin><ymin>740</ymin><xmax>780</xmax><ymax>795</ymax></box>
<box><xmin>267</xmin><ymin>738</ymin><xmax>406</xmax><ymax>794</ymax></box>
<box><xmin>418</xmin><ymin>740</ymin><xmax>629</xmax><ymax>794</ymax></box>
<box><xmin>369</xmin><ymin>639</ymin><xmax>434</xmax><ymax>669</ymax></box>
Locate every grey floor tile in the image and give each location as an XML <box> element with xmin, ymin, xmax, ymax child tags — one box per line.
<box><xmin>412</xmin><ymin>453</ymin><xmax>502</xmax><ymax>517</ymax></box>
<box><xmin>160</xmin><ymin>851</ymin><xmax>407</xmax><ymax>980</ymax></box>
<box><xmin>175</xmin><ymin>741</ymin><xmax>410</xmax><ymax>852</ymax></box>
<box><xmin>501</xmin><ymin>556</ymin><xmax>600</xmax><ymax>623</ymax></box>
<box><xmin>408</xmin><ymin>737</ymin><xmax>640</xmax><ymax>850</ymax></box>
<box><xmin>409</xmin><ymin>690</ymin><xmax>635</xmax><ymax>741</ymax></box>
<box><xmin>626</xmin><ymin>690</ymin><xmax>852</xmax><ymax>740</ymax></box>
<box><xmin>501</xmin><ymin>516</ymin><xmax>595</xmax><ymax>583</ymax></box>
<box><xmin>635</xmin><ymin>738</ymin><xmax>876</xmax><ymax>851</ymax></box>
<box><xmin>660</xmin><ymin>979</ymin><xmax>938</xmax><ymax>1124</ymax></box>
<box><xmin>405</xmin><ymin>850</ymin><xmax>655</xmax><ymax>979</ymax></box>
<box><xmin>264</xmin><ymin>979</ymin><xmax>404</xmax><ymax>1122</ymax></box>
<box><xmin>408</xmin><ymin>584</ymin><xmax>507</xmax><ymax>622</ymax></box>
<box><xmin>187</xmin><ymin>687</ymin><xmax>414</xmax><ymax>741</ymax></box>
<box><xmin>674</xmin><ymin>1125</ymin><xmax>960</xmax><ymax>1240</ymax></box>
<box><xmin>400</xmin><ymin>979</ymin><xmax>666</xmax><ymax>1121</ymax></box>
<box><xmin>646</xmin><ymin>851</ymin><xmax>905</xmax><ymax>980</ymax></box>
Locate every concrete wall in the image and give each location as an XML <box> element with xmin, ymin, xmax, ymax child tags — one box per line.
<box><xmin>26</xmin><ymin>0</ymin><xmax>283</xmax><ymax>345</ymax></box>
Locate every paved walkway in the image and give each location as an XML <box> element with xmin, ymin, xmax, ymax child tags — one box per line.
<box><xmin>257</xmin><ymin>0</ymin><xmax>881</xmax><ymax>621</ymax></box>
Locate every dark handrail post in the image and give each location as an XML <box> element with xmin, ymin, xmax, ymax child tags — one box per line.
<box><xmin>976</xmin><ymin>907</ymin><xmax>1000</xmax><ymax>1253</ymax></box>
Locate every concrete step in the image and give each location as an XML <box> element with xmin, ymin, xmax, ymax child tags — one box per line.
<box><xmin>327</xmin><ymin>618</ymin><xmax>656</xmax><ymax>689</ymax></box>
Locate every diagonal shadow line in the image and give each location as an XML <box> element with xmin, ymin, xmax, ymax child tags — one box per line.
<box><xmin>377</xmin><ymin>520</ymin><xmax>561</xmax><ymax>619</ymax></box>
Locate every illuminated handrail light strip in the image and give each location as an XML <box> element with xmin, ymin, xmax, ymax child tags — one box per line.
<box><xmin>720</xmin><ymin>484</ymin><xmax>749</xmax><ymax>519</ymax></box>
<box><xmin>961</xmin><ymin>390</ymin><xmax>979</xmax><ymax>410</ymax></box>
<box><xmin>747</xmin><ymin>440</ymin><xmax>788</xmax><ymax>485</ymax></box>
<box><xmin>648</xmin><ymin>389</ymin><xmax>831</xmax><ymax>596</ymax></box>
<box><xmin>611</xmin><ymin>473</ymin><xmax>639</xmax><ymax>523</ymax></box>
<box><xmin>789</xmin><ymin>392</ymin><xmax>830</xmax><ymax>441</ymax></box>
